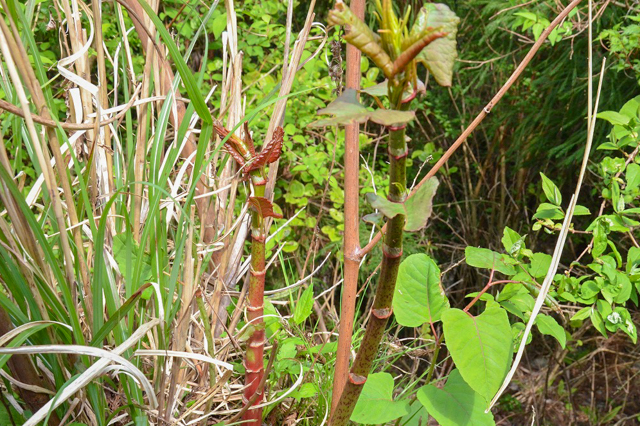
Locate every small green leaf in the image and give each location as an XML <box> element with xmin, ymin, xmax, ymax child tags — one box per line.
<box><xmin>310</xmin><ymin>89</ymin><xmax>415</xmax><ymax>127</ymax></box>
<box><xmin>571</xmin><ymin>306</ymin><xmax>592</xmax><ymax>321</ymax></box>
<box><xmin>404</xmin><ymin>177</ymin><xmax>439</xmax><ymax>231</ymax></box>
<box><xmin>290</xmin><ymin>383</ymin><xmax>318</xmax><ymax>402</ymax></box>
<box><xmin>573</xmin><ymin>205</ymin><xmax>591</xmax><ymax>216</ymax></box>
<box><xmin>113</xmin><ymin>234</ymin><xmax>153</xmax><ymax>286</ymax></box>
<box><xmin>533</xmin><ymin>203</ymin><xmax>565</xmax><ymax>220</ymax></box>
<box><xmin>365</xmin><ymin>193</ymin><xmax>405</xmax><ymax>219</ymax></box>
<box><xmin>290</xmin><ymin>181</ymin><xmax>305</xmax><ymax>198</ymax></box>
<box><xmin>442</xmin><ymin>307</ymin><xmax>513</xmax><ymax>402</ymax></box>
<box><xmin>361</xmin><ymin>80</ymin><xmax>388</xmax><ymax>97</ymax></box>
<box><xmin>351</xmin><ymin>373</ymin><xmax>410</xmax><ymax>424</ymax></box>
<box><xmin>540</xmin><ymin>173</ymin><xmax>562</xmax><ymax>206</ymax></box>
<box><xmin>394</xmin><ymin>254</ymin><xmax>450</xmax><ymax>326</ymax></box>
<box><xmin>293</xmin><ymin>284</ymin><xmax>314</xmax><ymax>325</ymax></box>
<box><xmin>596</xmin><ymin>111</ymin><xmax>631</xmax><ymax>126</ymax></box>
<box><xmin>465</xmin><ymin>247</ymin><xmax>516</xmax><ymax>275</ymax></box>
<box><xmin>591</xmin><ymin>308</ymin><xmax>608</xmax><ymax>337</ymax></box>
<box><xmin>417</xmin><ymin>369</ymin><xmax>496</xmax><ymax>426</ymax></box>
<box><xmin>502</xmin><ymin>226</ymin><xmax>523</xmax><ymax>253</ymax></box>
<box><xmin>535</xmin><ymin>314</ymin><xmax>566</xmax><ymax>348</ymax></box>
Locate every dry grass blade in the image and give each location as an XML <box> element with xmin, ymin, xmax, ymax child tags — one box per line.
<box><xmin>17</xmin><ymin>319</ymin><xmax>160</xmax><ymax>426</ymax></box>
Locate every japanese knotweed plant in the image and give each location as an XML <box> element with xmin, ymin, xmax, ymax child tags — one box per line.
<box><xmin>216</xmin><ymin>120</ymin><xmax>284</xmax><ymax>425</ymax></box>
<box><xmin>315</xmin><ymin>0</ymin><xmax>463</xmax><ymax>424</ymax></box>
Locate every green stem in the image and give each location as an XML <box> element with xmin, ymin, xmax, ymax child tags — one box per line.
<box><xmin>331</xmin><ymin>81</ymin><xmax>409</xmax><ymax>425</ymax></box>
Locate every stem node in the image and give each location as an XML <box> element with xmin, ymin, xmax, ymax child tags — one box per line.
<box><xmin>348</xmin><ymin>373</ymin><xmax>367</xmax><ymax>385</ymax></box>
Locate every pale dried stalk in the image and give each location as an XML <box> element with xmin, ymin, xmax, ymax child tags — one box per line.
<box><xmin>0</xmin><ymin>0</ymin><xmax>92</xmax><ymax>320</ymax></box>
<box><xmin>165</xmin><ymin>206</ymin><xmax>197</xmax><ymax>421</ymax></box>
<box><xmin>0</xmin><ymin>10</ymin><xmax>77</xmax><ymax>306</ymax></box>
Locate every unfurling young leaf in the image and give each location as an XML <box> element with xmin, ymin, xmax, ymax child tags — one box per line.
<box><xmin>328</xmin><ymin>0</ymin><xmax>394</xmax><ymax>77</ymax></box>
<box><xmin>248</xmin><ymin>197</ymin><xmax>283</xmax><ymax>219</ymax></box>
<box><xmin>245</xmin><ymin>127</ymin><xmax>284</xmax><ymax>172</ymax></box>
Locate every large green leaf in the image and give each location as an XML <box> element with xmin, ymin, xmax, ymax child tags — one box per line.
<box><xmin>441</xmin><ymin>307</ymin><xmax>513</xmax><ymax>403</ymax></box>
<box><xmin>309</xmin><ymin>89</ymin><xmax>415</xmax><ymax>127</ymax></box>
<box><xmin>350</xmin><ymin>373</ymin><xmax>410</xmax><ymax>424</ymax></box>
<box><xmin>394</xmin><ymin>254</ymin><xmax>449</xmax><ymax>326</ymax></box>
<box><xmin>414</xmin><ymin>4</ymin><xmax>460</xmax><ymax>87</ymax></box>
<box><xmin>464</xmin><ymin>247</ymin><xmax>516</xmax><ymax>275</ymax></box>
<box><xmin>417</xmin><ymin>369</ymin><xmax>495</xmax><ymax>426</ymax></box>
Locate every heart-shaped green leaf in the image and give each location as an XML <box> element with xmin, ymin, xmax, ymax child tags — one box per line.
<box><xmin>417</xmin><ymin>369</ymin><xmax>496</xmax><ymax>426</ymax></box>
<box><xmin>442</xmin><ymin>307</ymin><xmax>513</xmax><ymax>403</ymax></box>
<box><xmin>394</xmin><ymin>254</ymin><xmax>449</xmax><ymax>326</ymax></box>
<box><xmin>414</xmin><ymin>4</ymin><xmax>460</xmax><ymax>87</ymax></box>
<box><xmin>350</xmin><ymin>373</ymin><xmax>410</xmax><ymax>424</ymax></box>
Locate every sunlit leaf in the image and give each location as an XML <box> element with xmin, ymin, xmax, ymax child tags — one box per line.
<box><xmin>417</xmin><ymin>369</ymin><xmax>496</xmax><ymax>426</ymax></box>
<box><xmin>351</xmin><ymin>373</ymin><xmax>410</xmax><ymax>424</ymax></box>
<box><xmin>442</xmin><ymin>307</ymin><xmax>513</xmax><ymax>403</ymax></box>
<box><xmin>597</xmin><ymin>110</ymin><xmax>631</xmax><ymax>126</ymax></box>
<box><xmin>293</xmin><ymin>284</ymin><xmax>314</xmax><ymax>324</ymax></box>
